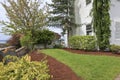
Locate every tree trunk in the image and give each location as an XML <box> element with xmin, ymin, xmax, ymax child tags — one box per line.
<box><xmin>44</xmin><ymin>44</ymin><xmax>47</xmax><ymax>49</ymax></box>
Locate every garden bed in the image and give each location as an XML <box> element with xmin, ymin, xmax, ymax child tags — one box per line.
<box><xmin>29</xmin><ymin>51</ymin><xmax>81</xmax><ymax>80</ymax></box>
<box><xmin>64</xmin><ymin>48</ymin><xmax>120</xmax><ymax>57</ymax></box>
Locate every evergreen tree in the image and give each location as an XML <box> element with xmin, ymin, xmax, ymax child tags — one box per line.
<box><xmin>48</xmin><ymin>0</ymin><xmax>76</xmax><ymax>38</ymax></box>
<box><xmin>93</xmin><ymin>0</ymin><xmax>111</xmax><ymax>50</ymax></box>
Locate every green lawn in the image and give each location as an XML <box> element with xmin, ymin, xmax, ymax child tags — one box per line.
<box><xmin>41</xmin><ymin>49</ymin><xmax>120</xmax><ymax>80</ymax></box>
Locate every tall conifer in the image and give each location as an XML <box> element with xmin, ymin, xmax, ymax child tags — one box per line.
<box><xmin>93</xmin><ymin>0</ymin><xmax>111</xmax><ymax>50</ymax></box>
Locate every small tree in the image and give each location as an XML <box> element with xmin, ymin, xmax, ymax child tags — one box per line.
<box><xmin>1</xmin><ymin>0</ymin><xmax>49</xmax><ymax>50</ymax></box>
<box><xmin>1</xmin><ymin>0</ymin><xmax>48</xmax><ymax>35</ymax></box>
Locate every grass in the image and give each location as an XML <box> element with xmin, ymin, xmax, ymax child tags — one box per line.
<box><xmin>41</xmin><ymin>49</ymin><xmax>120</xmax><ymax>80</ymax></box>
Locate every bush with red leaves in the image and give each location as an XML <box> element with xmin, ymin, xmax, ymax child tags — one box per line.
<box><xmin>7</xmin><ymin>33</ymin><xmax>22</xmax><ymax>48</ymax></box>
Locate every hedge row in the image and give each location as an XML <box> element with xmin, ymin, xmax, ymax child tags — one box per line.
<box><xmin>69</xmin><ymin>36</ymin><xmax>96</xmax><ymax>50</ymax></box>
<box><xmin>110</xmin><ymin>44</ymin><xmax>120</xmax><ymax>53</ymax></box>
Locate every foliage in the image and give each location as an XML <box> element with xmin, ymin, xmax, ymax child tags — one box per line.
<box><xmin>34</xmin><ymin>29</ymin><xmax>55</xmax><ymax>48</ymax></box>
<box><xmin>42</xmin><ymin>49</ymin><xmax>120</xmax><ymax>80</ymax></box>
<box><xmin>3</xmin><ymin>55</ymin><xmax>19</xmax><ymax>64</ymax></box>
<box><xmin>20</xmin><ymin>29</ymin><xmax>55</xmax><ymax>49</ymax></box>
<box><xmin>1</xmin><ymin>0</ymin><xmax>48</xmax><ymax>35</ymax></box>
<box><xmin>7</xmin><ymin>33</ymin><xmax>21</xmax><ymax>48</ymax></box>
<box><xmin>48</xmin><ymin>0</ymin><xmax>77</xmax><ymax>37</ymax></box>
<box><xmin>0</xmin><ymin>55</ymin><xmax>50</xmax><ymax>80</ymax></box>
<box><xmin>20</xmin><ymin>32</ymin><xmax>34</xmax><ymax>49</ymax></box>
<box><xmin>1</xmin><ymin>0</ymin><xmax>49</xmax><ymax>50</ymax></box>
<box><xmin>69</xmin><ymin>36</ymin><xmax>96</xmax><ymax>50</ymax></box>
<box><xmin>54</xmin><ymin>33</ymin><xmax>61</xmax><ymax>40</ymax></box>
<box><xmin>110</xmin><ymin>44</ymin><xmax>120</xmax><ymax>53</ymax></box>
<box><xmin>92</xmin><ymin>0</ymin><xmax>111</xmax><ymax>50</ymax></box>
<box><xmin>53</xmin><ymin>44</ymin><xmax>63</xmax><ymax>49</ymax></box>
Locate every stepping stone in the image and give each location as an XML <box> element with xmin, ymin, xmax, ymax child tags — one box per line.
<box><xmin>115</xmin><ymin>75</ymin><xmax>120</xmax><ymax>80</ymax></box>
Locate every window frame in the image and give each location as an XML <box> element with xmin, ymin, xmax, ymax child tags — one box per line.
<box><xmin>86</xmin><ymin>24</ymin><xmax>92</xmax><ymax>35</ymax></box>
<box><xmin>86</xmin><ymin>0</ymin><xmax>91</xmax><ymax>5</ymax></box>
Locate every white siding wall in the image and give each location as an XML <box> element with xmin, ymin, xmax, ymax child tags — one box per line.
<box><xmin>110</xmin><ymin>0</ymin><xmax>120</xmax><ymax>45</ymax></box>
<box><xmin>75</xmin><ymin>0</ymin><xmax>120</xmax><ymax>45</ymax></box>
<box><xmin>75</xmin><ymin>0</ymin><xmax>94</xmax><ymax>36</ymax></box>
<box><xmin>74</xmin><ymin>0</ymin><xmax>81</xmax><ymax>35</ymax></box>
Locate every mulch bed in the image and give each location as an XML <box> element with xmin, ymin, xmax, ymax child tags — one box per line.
<box><xmin>29</xmin><ymin>51</ymin><xmax>81</xmax><ymax>80</ymax></box>
<box><xmin>63</xmin><ymin>48</ymin><xmax>120</xmax><ymax>57</ymax></box>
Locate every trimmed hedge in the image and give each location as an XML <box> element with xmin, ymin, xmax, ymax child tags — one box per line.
<box><xmin>110</xmin><ymin>44</ymin><xmax>120</xmax><ymax>53</ymax></box>
<box><xmin>69</xmin><ymin>36</ymin><xmax>96</xmax><ymax>50</ymax></box>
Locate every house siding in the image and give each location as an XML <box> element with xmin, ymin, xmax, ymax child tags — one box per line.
<box><xmin>74</xmin><ymin>0</ymin><xmax>120</xmax><ymax>45</ymax></box>
<box><xmin>110</xmin><ymin>0</ymin><xmax>120</xmax><ymax>45</ymax></box>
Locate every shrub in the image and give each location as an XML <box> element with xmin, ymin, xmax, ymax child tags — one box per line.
<box><xmin>53</xmin><ymin>44</ymin><xmax>63</xmax><ymax>48</ymax></box>
<box><xmin>34</xmin><ymin>29</ymin><xmax>55</xmax><ymax>48</ymax></box>
<box><xmin>3</xmin><ymin>55</ymin><xmax>19</xmax><ymax>64</ymax></box>
<box><xmin>110</xmin><ymin>44</ymin><xmax>120</xmax><ymax>53</ymax></box>
<box><xmin>20</xmin><ymin>32</ymin><xmax>34</xmax><ymax>50</ymax></box>
<box><xmin>20</xmin><ymin>34</ymin><xmax>31</xmax><ymax>47</ymax></box>
<box><xmin>69</xmin><ymin>36</ymin><xmax>96</xmax><ymax>50</ymax></box>
<box><xmin>0</xmin><ymin>55</ymin><xmax>50</xmax><ymax>80</ymax></box>
<box><xmin>7</xmin><ymin>33</ymin><xmax>21</xmax><ymax>48</ymax></box>
<box><xmin>20</xmin><ymin>30</ymin><xmax>55</xmax><ymax>49</ymax></box>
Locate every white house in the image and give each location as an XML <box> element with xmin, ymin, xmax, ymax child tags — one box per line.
<box><xmin>74</xmin><ymin>0</ymin><xmax>120</xmax><ymax>45</ymax></box>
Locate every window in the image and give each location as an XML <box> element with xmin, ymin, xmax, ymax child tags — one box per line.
<box><xmin>86</xmin><ymin>24</ymin><xmax>92</xmax><ymax>35</ymax></box>
<box><xmin>115</xmin><ymin>22</ymin><xmax>120</xmax><ymax>39</ymax></box>
<box><xmin>86</xmin><ymin>0</ymin><xmax>91</xmax><ymax>5</ymax></box>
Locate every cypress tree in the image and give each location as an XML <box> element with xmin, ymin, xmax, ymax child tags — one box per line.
<box><xmin>93</xmin><ymin>0</ymin><xmax>111</xmax><ymax>50</ymax></box>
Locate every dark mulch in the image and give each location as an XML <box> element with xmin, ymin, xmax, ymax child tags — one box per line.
<box><xmin>63</xmin><ymin>48</ymin><xmax>120</xmax><ymax>57</ymax></box>
<box><xmin>29</xmin><ymin>51</ymin><xmax>81</xmax><ymax>80</ymax></box>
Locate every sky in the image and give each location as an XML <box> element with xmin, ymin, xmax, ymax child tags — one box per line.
<box><xmin>0</xmin><ymin>0</ymin><xmax>62</xmax><ymax>40</ymax></box>
<box><xmin>0</xmin><ymin>0</ymin><xmax>10</xmax><ymax>40</ymax></box>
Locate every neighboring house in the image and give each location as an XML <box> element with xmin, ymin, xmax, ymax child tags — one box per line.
<box><xmin>74</xmin><ymin>0</ymin><xmax>120</xmax><ymax>45</ymax></box>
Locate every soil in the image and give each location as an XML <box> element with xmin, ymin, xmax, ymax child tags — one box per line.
<box><xmin>29</xmin><ymin>51</ymin><xmax>81</xmax><ymax>80</ymax></box>
<box><xmin>63</xmin><ymin>48</ymin><xmax>120</xmax><ymax>57</ymax></box>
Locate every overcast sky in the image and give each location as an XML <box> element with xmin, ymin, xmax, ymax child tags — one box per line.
<box><xmin>0</xmin><ymin>0</ymin><xmax>62</xmax><ymax>40</ymax></box>
<box><xmin>0</xmin><ymin>0</ymin><xmax>10</xmax><ymax>40</ymax></box>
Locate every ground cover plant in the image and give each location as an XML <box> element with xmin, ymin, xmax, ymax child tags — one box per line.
<box><xmin>41</xmin><ymin>49</ymin><xmax>120</xmax><ymax>80</ymax></box>
<box><xmin>0</xmin><ymin>55</ymin><xmax>50</xmax><ymax>80</ymax></box>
